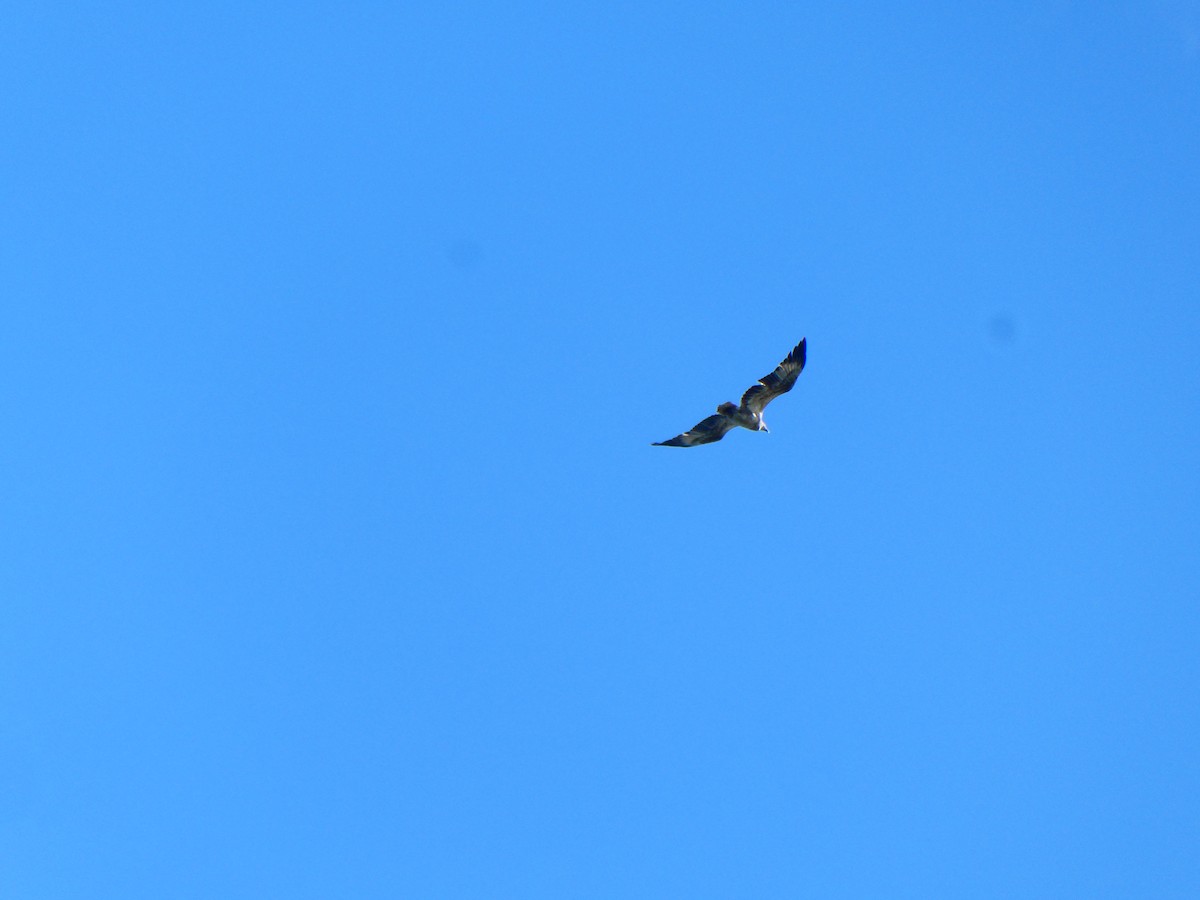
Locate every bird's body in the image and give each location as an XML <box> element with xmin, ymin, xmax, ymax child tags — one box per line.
<box><xmin>718</xmin><ymin>401</ymin><xmax>765</xmax><ymax>432</ymax></box>
<box><xmin>652</xmin><ymin>338</ymin><xmax>806</xmax><ymax>447</ymax></box>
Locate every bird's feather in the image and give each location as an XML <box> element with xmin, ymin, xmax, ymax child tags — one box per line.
<box><xmin>652</xmin><ymin>413</ymin><xmax>736</xmax><ymax>447</ymax></box>
<box><xmin>740</xmin><ymin>338</ymin><xmax>806</xmax><ymax>414</ymax></box>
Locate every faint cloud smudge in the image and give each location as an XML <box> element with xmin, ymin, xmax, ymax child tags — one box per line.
<box><xmin>987</xmin><ymin>313</ymin><xmax>1017</xmax><ymax>345</ymax></box>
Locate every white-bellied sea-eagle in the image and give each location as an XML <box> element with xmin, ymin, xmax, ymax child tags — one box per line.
<box><xmin>652</xmin><ymin>338</ymin><xmax>807</xmax><ymax>447</ymax></box>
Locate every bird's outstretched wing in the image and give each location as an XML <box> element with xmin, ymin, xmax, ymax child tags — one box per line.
<box><xmin>652</xmin><ymin>413</ymin><xmax>736</xmax><ymax>447</ymax></box>
<box><xmin>740</xmin><ymin>338</ymin><xmax>806</xmax><ymax>414</ymax></box>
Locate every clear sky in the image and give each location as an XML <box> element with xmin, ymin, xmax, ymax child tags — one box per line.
<box><xmin>3</xmin><ymin>3</ymin><xmax>1199</xmax><ymax>897</ymax></box>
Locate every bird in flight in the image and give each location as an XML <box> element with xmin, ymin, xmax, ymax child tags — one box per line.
<box><xmin>652</xmin><ymin>338</ymin><xmax>807</xmax><ymax>447</ymax></box>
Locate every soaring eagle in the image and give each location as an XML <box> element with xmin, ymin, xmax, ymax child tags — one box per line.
<box><xmin>652</xmin><ymin>338</ymin><xmax>807</xmax><ymax>447</ymax></box>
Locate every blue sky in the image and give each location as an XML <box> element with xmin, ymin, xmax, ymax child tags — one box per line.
<box><xmin>3</xmin><ymin>3</ymin><xmax>1199</xmax><ymax>897</ymax></box>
